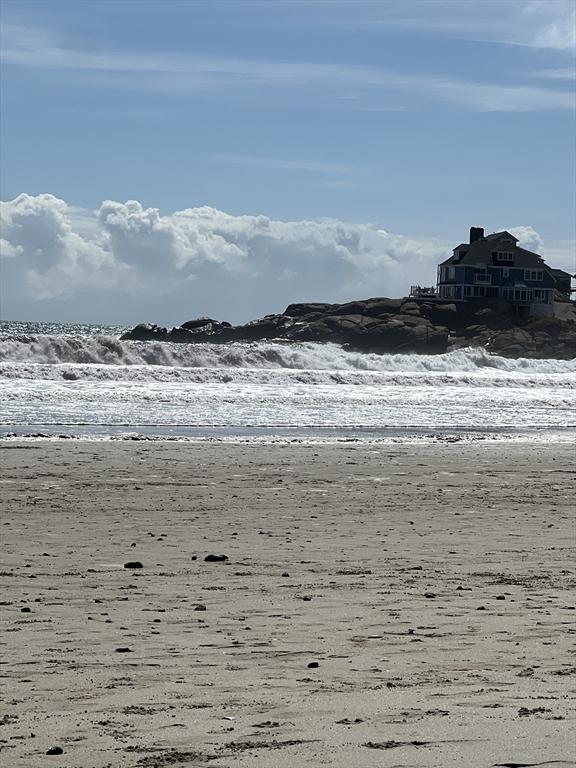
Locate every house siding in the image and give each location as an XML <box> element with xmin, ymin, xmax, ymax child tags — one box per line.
<box><xmin>437</xmin><ymin>231</ymin><xmax>557</xmax><ymax>315</ymax></box>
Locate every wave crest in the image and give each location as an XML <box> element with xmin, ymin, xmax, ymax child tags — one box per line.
<box><xmin>0</xmin><ymin>333</ymin><xmax>574</xmax><ymax>376</ymax></box>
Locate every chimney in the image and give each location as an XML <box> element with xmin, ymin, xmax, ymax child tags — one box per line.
<box><xmin>470</xmin><ymin>226</ymin><xmax>484</xmax><ymax>243</ymax></box>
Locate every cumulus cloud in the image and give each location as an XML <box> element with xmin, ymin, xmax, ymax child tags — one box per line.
<box><xmin>1</xmin><ymin>193</ymin><xmax>571</xmax><ymax>323</ymax></box>
<box><xmin>0</xmin><ymin>193</ymin><xmax>125</xmax><ymax>299</ymax></box>
<box><xmin>505</xmin><ymin>225</ymin><xmax>544</xmax><ymax>253</ymax></box>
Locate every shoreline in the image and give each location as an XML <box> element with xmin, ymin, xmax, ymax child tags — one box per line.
<box><xmin>2</xmin><ymin>425</ymin><xmax>576</xmax><ymax>444</ymax></box>
<box><xmin>1</xmin><ymin>440</ymin><xmax>574</xmax><ymax>767</ymax></box>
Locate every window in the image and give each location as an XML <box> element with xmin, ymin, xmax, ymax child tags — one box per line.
<box><xmin>514</xmin><ymin>289</ymin><xmax>531</xmax><ymax>302</ymax></box>
<box><xmin>496</xmin><ymin>252</ymin><xmax>514</xmax><ymax>261</ymax></box>
<box><xmin>474</xmin><ymin>269</ymin><xmax>491</xmax><ymax>284</ymax></box>
<box><xmin>503</xmin><ymin>268</ymin><xmax>509</xmax><ymax>278</ymax></box>
<box><xmin>464</xmin><ymin>286</ymin><xmax>472</xmax><ymax>297</ymax></box>
<box><xmin>533</xmin><ymin>290</ymin><xmax>550</xmax><ymax>304</ymax></box>
<box><xmin>524</xmin><ymin>270</ymin><xmax>543</xmax><ymax>281</ymax></box>
<box><xmin>448</xmin><ymin>266</ymin><xmax>455</xmax><ymax>280</ymax></box>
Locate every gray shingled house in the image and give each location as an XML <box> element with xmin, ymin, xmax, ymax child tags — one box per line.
<box><xmin>436</xmin><ymin>227</ymin><xmax>573</xmax><ymax>316</ymax></box>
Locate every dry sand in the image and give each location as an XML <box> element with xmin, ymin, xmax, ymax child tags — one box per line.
<box><xmin>0</xmin><ymin>439</ymin><xmax>574</xmax><ymax>768</ymax></box>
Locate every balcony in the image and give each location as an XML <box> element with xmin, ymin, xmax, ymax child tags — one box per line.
<box><xmin>474</xmin><ymin>273</ymin><xmax>492</xmax><ymax>285</ymax></box>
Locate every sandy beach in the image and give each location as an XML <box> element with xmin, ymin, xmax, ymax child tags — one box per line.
<box><xmin>0</xmin><ymin>439</ymin><xmax>574</xmax><ymax>768</ymax></box>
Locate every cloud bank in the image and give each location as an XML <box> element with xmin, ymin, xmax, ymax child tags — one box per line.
<box><xmin>0</xmin><ymin>193</ymin><xmax>572</xmax><ymax>325</ymax></box>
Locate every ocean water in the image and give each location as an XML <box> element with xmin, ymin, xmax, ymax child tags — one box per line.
<box><xmin>0</xmin><ymin>321</ymin><xmax>575</xmax><ymax>440</ymax></box>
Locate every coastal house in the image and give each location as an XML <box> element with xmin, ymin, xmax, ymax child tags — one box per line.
<box><xmin>436</xmin><ymin>227</ymin><xmax>574</xmax><ymax>316</ymax></box>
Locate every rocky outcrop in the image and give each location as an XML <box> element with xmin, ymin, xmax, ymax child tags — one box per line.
<box><xmin>120</xmin><ymin>298</ymin><xmax>576</xmax><ymax>359</ymax></box>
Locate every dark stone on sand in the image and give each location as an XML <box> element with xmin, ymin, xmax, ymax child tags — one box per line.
<box><xmin>115</xmin><ymin>647</ymin><xmax>132</xmax><ymax>653</ymax></box>
<box><xmin>281</xmin><ymin>572</ymin><xmax>290</xmax><ymax>577</ymax></box>
<box><xmin>204</xmin><ymin>554</ymin><xmax>228</xmax><ymax>562</ymax></box>
<box><xmin>496</xmin><ymin>594</ymin><xmax>506</xmax><ymax>600</ymax></box>
<box><xmin>124</xmin><ymin>561</ymin><xmax>143</xmax><ymax>569</ymax></box>
<box><xmin>307</xmin><ymin>661</ymin><xmax>319</xmax><ymax>668</ymax></box>
<box><xmin>365</xmin><ymin>739</ymin><xmax>431</xmax><ymax>750</ymax></box>
<box><xmin>21</xmin><ymin>606</ymin><xmax>31</xmax><ymax>613</ymax></box>
<box><xmin>477</xmin><ymin>606</ymin><xmax>487</xmax><ymax>610</ymax></box>
<box><xmin>424</xmin><ymin>592</ymin><xmax>436</xmax><ymax>599</ymax></box>
<box><xmin>194</xmin><ymin>604</ymin><xmax>207</xmax><ymax>611</ymax></box>
<box><xmin>46</xmin><ymin>747</ymin><xmax>63</xmax><ymax>755</ymax></box>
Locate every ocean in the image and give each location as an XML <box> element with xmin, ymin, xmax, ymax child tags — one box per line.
<box><xmin>1</xmin><ymin>320</ymin><xmax>575</xmax><ymax>441</ymax></box>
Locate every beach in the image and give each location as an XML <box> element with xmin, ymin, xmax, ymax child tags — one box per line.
<box><xmin>0</xmin><ymin>439</ymin><xmax>574</xmax><ymax>767</ymax></box>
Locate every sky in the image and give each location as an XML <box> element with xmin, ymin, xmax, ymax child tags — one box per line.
<box><xmin>0</xmin><ymin>0</ymin><xmax>575</xmax><ymax>325</ymax></box>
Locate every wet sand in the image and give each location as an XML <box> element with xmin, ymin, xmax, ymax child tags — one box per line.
<box><xmin>0</xmin><ymin>440</ymin><xmax>574</xmax><ymax>767</ymax></box>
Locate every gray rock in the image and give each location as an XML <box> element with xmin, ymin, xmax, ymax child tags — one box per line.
<box><xmin>283</xmin><ymin>302</ymin><xmax>337</xmax><ymax>317</ymax></box>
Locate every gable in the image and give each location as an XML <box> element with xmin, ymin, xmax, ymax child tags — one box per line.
<box><xmin>484</xmin><ymin>230</ymin><xmax>518</xmax><ymax>244</ymax></box>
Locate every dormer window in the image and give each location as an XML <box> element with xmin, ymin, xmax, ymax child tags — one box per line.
<box><xmin>494</xmin><ymin>252</ymin><xmax>514</xmax><ymax>261</ymax></box>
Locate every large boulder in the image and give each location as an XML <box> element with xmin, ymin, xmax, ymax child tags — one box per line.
<box><xmin>329</xmin><ymin>301</ymin><xmax>371</xmax><ymax>316</ymax></box>
<box><xmin>234</xmin><ymin>314</ymin><xmax>295</xmax><ymax>341</ymax></box>
<box><xmin>292</xmin><ymin>313</ymin><xmax>448</xmax><ymax>353</ymax></box>
<box><xmin>167</xmin><ymin>326</ymin><xmax>199</xmax><ymax>343</ymax></box>
<box><xmin>361</xmin><ymin>298</ymin><xmax>404</xmax><ymax>317</ymax></box>
<box><xmin>283</xmin><ymin>302</ymin><xmax>337</xmax><ymax>318</ymax></box>
<box><xmin>419</xmin><ymin>302</ymin><xmax>459</xmax><ymax>329</ymax></box>
<box><xmin>181</xmin><ymin>317</ymin><xmax>231</xmax><ymax>331</ymax></box>
<box><xmin>351</xmin><ymin>316</ymin><xmax>449</xmax><ymax>354</ymax></box>
<box><xmin>487</xmin><ymin>318</ymin><xmax>576</xmax><ymax>359</ymax></box>
<box><xmin>120</xmin><ymin>323</ymin><xmax>168</xmax><ymax>341</ymax></box>
<box><xmin>399</xmin><ymin>300</ymin><xmax>422</xmax><ymax>316</ymax></box>
<box><xmin>170</xmin><ymin>318</ymin><xmax>234</xmax><ymax>342</ymax></box>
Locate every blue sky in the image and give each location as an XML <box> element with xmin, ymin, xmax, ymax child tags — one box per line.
<box><xmin>1</xmin><ymin>0</ymin><xmax>575</xmax><ymax>323</ymax></box>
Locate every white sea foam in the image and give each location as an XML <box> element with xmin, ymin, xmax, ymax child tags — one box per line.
<box><xmin>0</xmin><ymin>334</ymin><xmax>574</xmax><ymax>374</ymax></box>
<box><xmin>0</xmin><ymin>331</ymin><xmax>574</xmax><ymax>434</ymax></box>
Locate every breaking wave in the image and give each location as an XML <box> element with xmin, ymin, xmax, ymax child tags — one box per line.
<box><xmin>0</xmin><ymin>334</ymin><xmax>574</xmax><ymax>377</ymax></box>
<box><xmin>1</xmin><ymin>327</ymin><xmax>574</xmax><ymax>433</ymax></box>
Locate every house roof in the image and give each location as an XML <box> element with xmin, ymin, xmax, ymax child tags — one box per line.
<box><xmin>551</xmin><ymin>268</ymin><xmax>575</xmax><ymax>279</ymax></box>
<box><xmin>439</xmin><ymin>231</ymin><xmax>546</xmax><ymax>268</ymax></box>
<box><xmin>483</xmin><ymin>231</ymin><xmax>518</xmax><ymax>243</ymax></box>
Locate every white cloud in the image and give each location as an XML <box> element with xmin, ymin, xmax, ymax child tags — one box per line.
<box><xmin>0</xmin><ymin>193</ymin><xmax>125</xmax><ymax>299</ymax></box>
<box><xmin>525</xmin><ymin>0</ymin><xmax>576</xmax><ymax>51</ymax></box>
<box><xmin>1</xmin><ymin>21</ymin><xmax>574</xmax><ymax>112</ymax></box>
<box><xmin>505</xmin><ymin>225</ymin><xmax>544</xmax><ymax>252</ymax></box>
<box><xmin>2</xmin><ymin>193</ymin><xmax>573</xmax><ymax>322</ymax></box>
<box><xmin>530</xmin><ymin>67</ymin><xmax>576</xmax><ymax>80</ymax></box>
<box><xmin>338</xmin><ymin>0</ymin><xmax>576</xmax><ymax>52</ymax></box>
<box><xmin>0</xmin><ymin>238</ymin><xmax>23</xmax><ymax>258</ymax></box>
<box><xmin>0</xmin><ymin>193</ymin><xmax>447</xmax><ymax>310</ymax></box>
